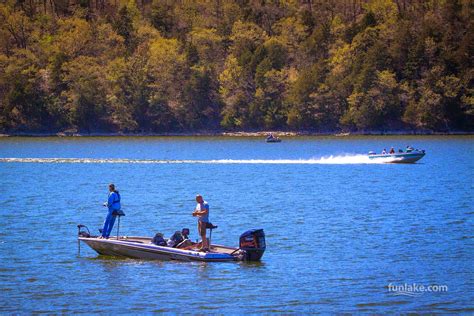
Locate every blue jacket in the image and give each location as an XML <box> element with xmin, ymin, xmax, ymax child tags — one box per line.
<box><xmin>107</xmin><ymin>191</ymin><xmax>121</xmax><ymax>211</ymax></box>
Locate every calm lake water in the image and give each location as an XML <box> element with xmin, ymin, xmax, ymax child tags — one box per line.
<box><xmin>0</xmin><ymin>136</ymin><xmax>473</xmax><ymax>313</ymax></box>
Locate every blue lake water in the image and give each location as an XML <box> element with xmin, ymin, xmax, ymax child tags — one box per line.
<box><xmin>0</xmin><ymin>136</ymin><xmax>473</xmax><ymax>313</ymax></box>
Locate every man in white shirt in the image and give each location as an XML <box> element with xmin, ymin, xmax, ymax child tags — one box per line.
<box><xmin>192</xmin><ymin>194</ymin><xmax>210</xmax><ymax>251</ymax></box>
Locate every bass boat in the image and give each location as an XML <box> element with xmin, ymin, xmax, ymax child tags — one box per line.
<box><xmin>265</xmin><ymin>134</ymin><xmax>282</xmax><ymax>143</ymax></box>
<box><xmin>368</xmin><ymin>149</ymin><xmax>426</xmax><ymax>163</ymax></box>
<box><xmin>78</xmin><ymin>223</ymin><xmax>266</xmax><ymax>262</ymax></box>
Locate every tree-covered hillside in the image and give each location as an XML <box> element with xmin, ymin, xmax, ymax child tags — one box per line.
<box><xmin>0</xmin><ymin>0</ymin><xmax>472</xmax><ymax>133</ymax></box>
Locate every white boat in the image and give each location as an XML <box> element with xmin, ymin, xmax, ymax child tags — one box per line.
<box><xmin>368</xmin><ymin>149</ymin><xmax>426</xmax><ymax>163</ymax></box>
<box><xmin>78</xmin><ymin>225</ymin><xmax>266</xmax><ymax>262</ymax></box>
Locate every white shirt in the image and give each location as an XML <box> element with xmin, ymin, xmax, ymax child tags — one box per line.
<box><xmin>195</xmin><ymin>201</ymin><xmax>209</xmax><ymax>223</ymax></box>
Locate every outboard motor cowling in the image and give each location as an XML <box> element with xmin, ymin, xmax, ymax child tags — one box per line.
<box><xmin>239</xmin><ymin>229</ymin><xmax>266</xmax><ymax>261</ymax></box>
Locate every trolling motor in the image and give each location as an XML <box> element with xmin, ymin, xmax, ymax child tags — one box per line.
<box><xmin>239</xmin><ymin>229</ymin><xmax>266</xmax><ymax>261</ymax></box>
<box><xmin>77</xmin><ymin>224</ymin><xmax>91</xmax><ymax>237</ymax></box>
<box><xmin>77</xmin><ymin>224</ymin><xmax>91</xmax><ymax>256</ymax></box>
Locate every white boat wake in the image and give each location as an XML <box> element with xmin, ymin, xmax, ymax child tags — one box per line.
<box><xmin>0</xmin><ymin>155</ymin><xmax>395</xmax><ymax>165</ymax></box>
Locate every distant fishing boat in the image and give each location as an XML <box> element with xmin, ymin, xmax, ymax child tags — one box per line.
<box><xmin>266</xmin><ymin>134</ymin><xmax>281</xmax><ymax>143</ymax></box>
<box><xmin>368</xmin><ymin>148</ymin><xmax>426</xmax><ymax>163</ymax></box>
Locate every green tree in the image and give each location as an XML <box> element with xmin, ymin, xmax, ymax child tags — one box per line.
<box><xmin>252</xmin><ymin>69</ymin><xmax>287</xmax><ymax>129</ymax></box>
<box><xmin>0</xmin><ymin>0</ymin><xmax>472</xmax><ymax>133</ymax></box>
<box><xmin>60</xmin><ymin>56</ymin><xmax>108</xmax><ymax>132</ymax></box>
<box><xmin>114</xmin><ymin>5</ymin><xmax>136</xmax><ymax>53</ymax></box>
<box><xmin>150</xmin><ymin>0</ymin><xmax>175</xmax><ymax>36</ymax></box>
<box><xmin>0</xmin><ymin>4</ymin><xmax>32</xmax><ymax>51</ymax></box>
<box><xmin>341</xmin><ymin>70</ymin><xmax>401</xmax><ymax>130</ymax></box>
<box><xmin>105</xmin><ymin>57</ymin><xmax>138</xmax><ymax>132</ymax></box>
<box><xmin>0</xmin><ymin>50</ymin><xmax>49</xmax><ymax>131</ymax></box>
<box><xmin>218</xmin><ymin>55</ymin><xmax>251</xmax><ymax>129</ymax></box>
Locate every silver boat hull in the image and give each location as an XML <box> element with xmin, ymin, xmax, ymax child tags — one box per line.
<box><xmin>368</xmin><ymin>151</ymin><xmax>425</xmax><ymax>163</ymax></box>
<box><xmin>79</xmin><ymin>236</ymin><xmax>243</xmax><ymax>262</ymax></box>
<box><xmin>266</xmin><ymin>138</ymin><xmax>281</xmax><ymax>143</ymax></box>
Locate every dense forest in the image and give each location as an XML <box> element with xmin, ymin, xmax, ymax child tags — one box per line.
<box><xmin>0</xmin><ymin>0</ymin><xmax>472</xmax><ymax>134</ymax></box>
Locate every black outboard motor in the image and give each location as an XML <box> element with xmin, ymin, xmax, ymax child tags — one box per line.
<box><xmin>239</xmin><ymin>229</ymin><xmax>266</xmax><ymax>261</ymax></box>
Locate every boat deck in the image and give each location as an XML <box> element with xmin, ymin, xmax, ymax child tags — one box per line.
<box><xmin>101</xmin><ymin>236</ymin><xmax>238</xmax><ymax>254</ymax></box>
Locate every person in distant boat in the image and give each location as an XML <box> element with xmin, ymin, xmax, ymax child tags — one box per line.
<box><xmin>382</xmin><ymin>148</ymin><xmax>387</xmax><ymax>154</ymax></box>
<box><xmin>406</xmin><ymin>145</ymin><xmax>414</xmax><ymax>152</ymax></box>
<box><xmin>100</xmin><ymin>183</ymin><xmax>121</xmax><ymax>239</ymax></box>
<box><xmin>389</xmin><ymin>147</ymin><xmax>395</xmax><ymax>154</ymax></box>
<box><xmin>192</xmin><ymin>194</ymin><xmax>210</xmax><ymax>251</ymax></box>
<box><xmin>267</xmin><ymin>133</ymin><xmax>274</xmax><ymax>140</ymax></box>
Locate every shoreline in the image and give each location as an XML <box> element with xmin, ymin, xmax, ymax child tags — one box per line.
<box><xmin>0</xmin><ymin>130</ymin><xmax>473</xmax><ymax>137</ymax></box>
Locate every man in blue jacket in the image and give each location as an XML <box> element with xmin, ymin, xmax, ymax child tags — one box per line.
<box><xmin>100</xmin><ymin>183</ymin><xmax>121</xmax><ymax>239</ymax></box>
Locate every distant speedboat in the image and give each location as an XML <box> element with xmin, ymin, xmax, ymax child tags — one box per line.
<box><xmin>368</xmin><ymin>149</ymin><xmax>426</xmax><ymax>163</ymax></box>
<box><xmin>78</xmin><ymin>225</ymin><xmax>266</xmax><ymax>262</ymax></box>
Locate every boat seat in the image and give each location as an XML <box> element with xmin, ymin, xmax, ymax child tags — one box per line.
<box><xmin>205</xmin><ymin>223</ymin><xmax>217</xmax><ymax>229</ymax></box>
<box><xmin>205</xmin><ymin>223</ymin><xmax>217</xmax><ymax>248</ymax></box>
<box><xmin>112</xmin><ymin>209</ymin><xmax>125</xmax><ymax>217</ymax></box>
